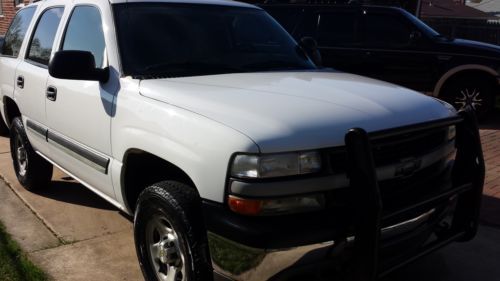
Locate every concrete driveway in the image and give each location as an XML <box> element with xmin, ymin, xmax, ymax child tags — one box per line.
<box><xmin>0</xmin><ymin>137</ymin><xmax>143</xmax><ymax>280</ymax></box>
<box><xmin>0</xmin><ymin>112</ymin><xmax>499</xmax><ymax>281</ymax></box>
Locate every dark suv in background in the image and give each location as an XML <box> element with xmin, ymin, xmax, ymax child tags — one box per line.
<box><xmin>260</xmin><ymin>3</ymin><xmax>500</xmax><ymax>118</ymax></box>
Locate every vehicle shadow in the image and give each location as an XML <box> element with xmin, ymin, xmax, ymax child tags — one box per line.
<box><xmin>480</xmin><ymin>194</ymin><xmax>500</xmax><ymax>228</ymax></box>
<box><xmin>382</xmin><ymin>194</ymin><xmax>500</xmax><ymax>281</ymax></box>
<box><xmin>32</xmin><ymin>179</ymin><xmax>116</xmax><ymax>211</ymax></box>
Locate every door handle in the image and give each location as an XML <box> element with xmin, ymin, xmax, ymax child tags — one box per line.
<box><xmin>16</xmin><ymin>76</ymin><xmax>24</xmax><ymax>89</ymax></box>
<box><xmin>46</xmin><ymin>86</ymin><xmax>57</xmax><ymax>101</ymax></box>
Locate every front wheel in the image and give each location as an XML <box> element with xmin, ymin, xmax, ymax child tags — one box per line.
<box><xmin>134</xmin><ymin>181</ymin><xmax>212</xmax><ymax>281</ymax></box>
<box><xmin>440</xmin><ymin>76</ymin><xmax>495</xmax><ymax>119</ymax></box>
<box><xmin>10</xmin><ymin>117</ymin><xmax>53</xmax><ymax>191</ymax></box>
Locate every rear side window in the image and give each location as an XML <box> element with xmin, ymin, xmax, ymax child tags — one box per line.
<box><xmin>364</xmin><ymin>13</ymin><xmax>413</xmax><ymax>48</ymax></box>
<box><xmin>1</xmin><ymin>7</ymin><xmax>36</xmax><ymax>57</ymax></box>
<box><xmin>62</xmin><ymin>6</ymin><xmax>106</xmax><ymax>68</ymax></box>
<box><xmin>317</xmin><ymin>11</ymin><xmax>361</xmax><ymax>47</ymax></box>
<box><xmin>27</xmin><ymin>7</ymin><xmax>64</xmax><ymax>66</ymax></box>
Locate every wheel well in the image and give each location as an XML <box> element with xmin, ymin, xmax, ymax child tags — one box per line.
<box><xmin>3</xmin><ymin>97</ymin><xmax>21</xmax><ymax>127</ymax></box>
<box><xmin>122</xmin><ymin>149</ymin><xmax>197</xmax><ymax>213</ymax></box>
<box><xmin>439</xmin><ymin>70</ymin><xmax>498</xmax><ymax>97</ymax></box>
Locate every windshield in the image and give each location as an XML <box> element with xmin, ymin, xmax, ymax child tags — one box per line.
<box><xmin>112</xmin><ymin>4</ymin><xmax>315</xmax><ymax>78</ymax></box>
<box><xmin>401</xmin><ymin>9</ymin><xmax>441</xmax><ymax>38</ymax></box>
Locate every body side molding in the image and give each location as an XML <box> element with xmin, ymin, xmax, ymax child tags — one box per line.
<box><xmin>46</xmin><ymin>129</ymin><xmax>110</xmax><ymax>174</ymax></box>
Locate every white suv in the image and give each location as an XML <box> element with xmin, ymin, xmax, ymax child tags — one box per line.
<box><xmin>0</xmin><ymin>1</ymin><xmax>485</xmax><ymax>281</ymax></box>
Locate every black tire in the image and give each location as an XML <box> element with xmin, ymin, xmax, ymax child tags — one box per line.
<box><xmin>134</xmin><ymin>181</ymin><xmax>213</xmax><ymax>281</ymax></box>
<box><xmin>9</xmin><ymin>117</ymin><xmax>53</xmax><ymax>191</ymax></box>
<box><xmin>0</xmin><ymin>116</ymin><xmax>9</xmax><ymax>136</ymax></box>
<box><xmin>441</xmin><ymin>75</ymin><xmax>496</xmax><ymax>120</ymax></box>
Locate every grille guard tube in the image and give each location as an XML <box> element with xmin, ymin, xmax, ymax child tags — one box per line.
<box><xmin>344</xmin><ymin>108</ymin><xmax>485</xmax><ymax>280</ymax></box>
<box><xmin>207</xmin><ymin>109</ymin><xmax>484</xmax><ymax>281</ymax></box>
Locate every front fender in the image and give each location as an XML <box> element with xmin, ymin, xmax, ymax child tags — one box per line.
<box><xmin>111</xmin><ymin>79</ymin><xmax>259</xmax><ymax>208</ymax></box>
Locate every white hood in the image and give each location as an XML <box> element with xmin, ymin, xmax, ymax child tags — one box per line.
<box><xmin>139</xmin><ymin>71</ymin><xmax>455</xmax><ymax>153</ymax></box>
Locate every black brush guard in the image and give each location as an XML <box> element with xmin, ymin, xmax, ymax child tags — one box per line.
<box><xmin>345</xmin><ymin>108</ymin><xmax>485</xmax><ymax>280</ymax></box>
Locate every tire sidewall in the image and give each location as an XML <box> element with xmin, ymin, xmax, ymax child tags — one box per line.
<box><xmin>134</xmin><ymin>189</ymin><xmax>197</xmax><ymax>281</ymax></box>
<box><xmin>9</xmin><ymin>117</ymin><xmax>52</xmax><ymax>191</ymax></box>
<box><xmin>10</xmin><ymin>118</ymin><xmax>30</xmax><ymax>186</ymax></box>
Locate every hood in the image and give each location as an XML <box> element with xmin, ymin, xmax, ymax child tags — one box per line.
<box><xmin>139</xmin><ymin>71</ymin><xmax>455</xmax><ymax>153</ymax></box>
<box><xmin>440</xmin><ymin>38</ymin><xmax>500</xmax><ymax>59</ymax></box>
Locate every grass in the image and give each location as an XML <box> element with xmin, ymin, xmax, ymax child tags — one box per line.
<box><xmin>0</xmin><ymin>222</ymin><xmax>48</xmax><ymax>281</ymax></box>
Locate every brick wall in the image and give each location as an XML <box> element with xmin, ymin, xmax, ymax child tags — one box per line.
<box><xmin>0</xmin><ymin>1</ymin><xmax>31</xmax><ymax>35</ymax></box>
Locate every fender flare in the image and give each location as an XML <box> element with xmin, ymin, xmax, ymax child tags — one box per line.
<box><xmin>433</xmin><ymin>64</ymin><xmax>499</xmax><ymax>97</ymax></box>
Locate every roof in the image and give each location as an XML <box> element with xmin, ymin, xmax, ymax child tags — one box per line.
<box><xmin>421</xmin><ymin>0</ymin><xmax>496</xmax><ymax>19</ymax></box>
<box><xmin>108</xmin><ymin>0</ymin><xmax>258</xmax><ymax>8</ymax></box>
<box><xmin>467</xmin><ymin>0</ymin><xmax>500</xmax><ymax>18</ymax></box>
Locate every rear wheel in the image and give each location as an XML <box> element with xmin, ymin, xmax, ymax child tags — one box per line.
<box><xmin>440</xmin><ymin>75</ymin><xmax>495</xmax><ymax>119</ymax></box>
<box><xmin>10</xmin><ymin>117</ymin><xmax>53</xmax><ymax>191</ymax></box>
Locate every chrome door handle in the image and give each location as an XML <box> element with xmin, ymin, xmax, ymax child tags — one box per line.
<box><xmin>46</xmin><ymin>86</ymin><xmax>57</xmax><ymax>101</ymax></box>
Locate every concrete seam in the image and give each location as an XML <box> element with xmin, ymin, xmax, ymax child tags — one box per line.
<box><xmin>29</xmin><ymin>228</ymin><xmax>132</xmax><ymax>254</ymax></box>
<box><xmin>0</xmin><ymin>174</ymin><xmax>67</xmax><ymax>246</ymax></box>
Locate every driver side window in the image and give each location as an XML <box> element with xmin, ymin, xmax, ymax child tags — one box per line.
<box><xmin>364</xmin><ymin>13</ymin><xmax>413</xmax><ymax>48</ymax></box>
<box><xmin>61</xmin><ymin>6</ymin><xmax>106</xmax><ymax>68</ymax></box>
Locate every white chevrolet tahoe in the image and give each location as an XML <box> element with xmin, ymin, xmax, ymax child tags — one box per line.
<box><xmin>0</xmin><ymin>1</ymin><xmax>486</xmax><ymax>281</ymax></box>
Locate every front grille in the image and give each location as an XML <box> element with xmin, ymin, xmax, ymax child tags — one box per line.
<box><xmin>370</xmin><ymin>126</ymin><xmax>451</xmax><ymax>203</ymax></box>
<box><xmin>370</xmin><ymin>127</ymin><xmax>447</xmax><ymax>166</ymax></box>
<box><xmin>327</xmin><ymin>127</ymin><xmax>449</xmax><ymax>174</ymax></box>
<box><xmin>326</xmin><ymin>125</ymin><xmax>452</xmax><ymax>212</ymax></box>
<box><xmin>326</xmin><ymin>128</ymin><xmax>447</xmax><ymax>174</ymax></box>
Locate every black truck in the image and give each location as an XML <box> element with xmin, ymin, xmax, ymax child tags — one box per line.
<box><xmin>261</xmin><ymin>3</ymin><xmax>500</xmax><ymax>118</ymax></box>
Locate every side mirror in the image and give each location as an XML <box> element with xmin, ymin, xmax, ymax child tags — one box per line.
<box><xmin>299</xmin><ymin>37</ymin><xmax>322</xmax><ymax>67</ymax></box>
<box><xmin>49</xmin><ymin>50</ymin><xmax>109</xmax><ymax>83</ymax></box>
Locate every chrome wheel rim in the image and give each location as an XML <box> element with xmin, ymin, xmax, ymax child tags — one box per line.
<box><xmin>454</xmin><ymin>88</ymin><xmax>483</xmax><ymax>111</ymax></box>
<box><xmin>15</xmin><ymin>137</ymin><xmax>28</xmax><ymax>177</ymax></box>
<box><xmin>146</xmin><ymin>215</ymin><xmax>186</xmax><ymax>281</ymax></box>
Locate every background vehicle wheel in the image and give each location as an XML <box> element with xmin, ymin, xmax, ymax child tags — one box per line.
<box><xmin>134</xmin><ymin>181</ymin><xmax>212</xmax><ymax>281</ymax></box>
<box><xmin>9</xmin><ymin>117</ymin><xmax>53</xmax><ymax>191</ymax></box>
<box><xmin>441</xmin><ymin>75</ymin><xmax>496</xmax><ymax>119</ymax></box>
<box><xmin>0</xmin><ymin>116</ymin><xmax>9</xmax><ymax>136</ymax></box>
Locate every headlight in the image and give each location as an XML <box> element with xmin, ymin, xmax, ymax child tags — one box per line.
<box><xmin>231</xmin><ymin>151</ymin><xmax>322</xmax><ymax>179</ymax></box>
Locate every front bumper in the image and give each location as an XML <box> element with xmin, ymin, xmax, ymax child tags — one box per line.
<box><xmin>205</xmin><ymin>109</ymin><xmax>485</xmax><ymax>281</ymax></box>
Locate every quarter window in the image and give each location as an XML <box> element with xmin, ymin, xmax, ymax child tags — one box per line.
<box><xmin>1</xmin><ymin>7</ymin><xmax>36</xmax><ymax>57</ymax></box>
<box><xmin>62</xmin><ymin>6</ymin><xmax>106</xmax><ymax>68</ymax></box>
<box><xmin>27</xmin><ymin>7</ymin><xmax>64</xmax><ymax>66</ymax></box>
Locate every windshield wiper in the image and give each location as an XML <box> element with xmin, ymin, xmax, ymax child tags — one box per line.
<box><xmin>140</xmin><ymin>61</ymin><xmax>245</xmax><ymax>76</ymax></box>
<box><xmin>243</xmin><ymin>60</ymin><xmax>313</xmax><ymax>71</ymax></box>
